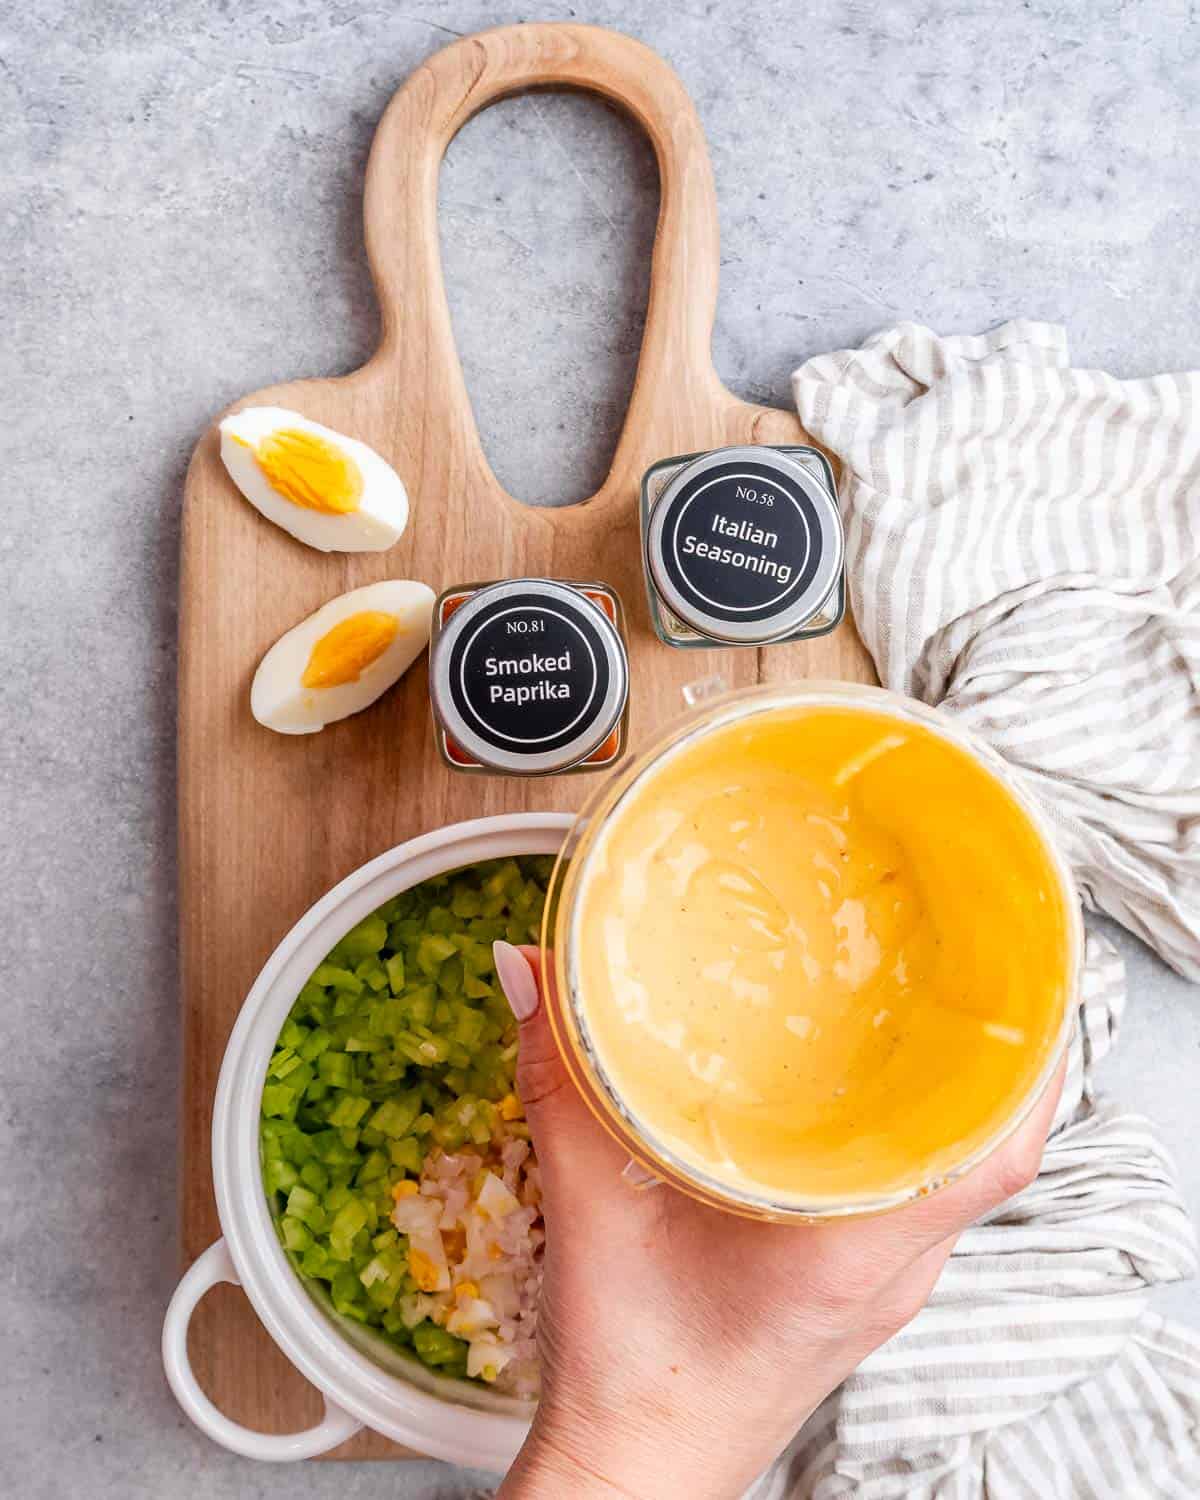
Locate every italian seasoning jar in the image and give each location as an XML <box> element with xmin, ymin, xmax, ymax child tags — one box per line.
<box><xmin>428</xmin><ymin>578</ymin><xmax>630</xmax><ymax>776</ymax></box>
<box><xmin>640</xmin><ymin>444</ymin><xmax>845</xmax><ymax>648</ymax></box>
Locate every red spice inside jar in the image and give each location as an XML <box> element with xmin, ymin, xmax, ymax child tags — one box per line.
<box><xmin>436</xmin><ymin>586</ymin><xmax>623</xmax><ymax>770</ymax></box>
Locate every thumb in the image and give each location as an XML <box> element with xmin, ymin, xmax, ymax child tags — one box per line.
<box><xmin>492</xmin><ymin>941</ymin><xmax>626</xmax><ymax>1190</ymax></box>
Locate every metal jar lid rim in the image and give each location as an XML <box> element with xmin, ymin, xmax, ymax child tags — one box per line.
<box><xmin>430</xmin><ymin>579</ymin><xmax>628</xmax><ymax>774</ymax></box>
<box><xmin>646</xmin><ymin>445</ymin><xmax>844</xmax><ymax>644</ymax></box>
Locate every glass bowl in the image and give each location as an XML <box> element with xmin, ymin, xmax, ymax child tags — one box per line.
<box><xmin>540</xmin><ymin>681</ymin><xmax>1082</xmax><ymax>1222</ymax></box>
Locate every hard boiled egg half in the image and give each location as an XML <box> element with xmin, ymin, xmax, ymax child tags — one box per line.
<box><xmin>220</xmin><ymin>406</ymin><xmax>408</xmax><ymax>552</ymax></box>
<box><xmin>252</xmin><ymin>581</ymin><xmax>434</xmax><ymax>734</ymax></box>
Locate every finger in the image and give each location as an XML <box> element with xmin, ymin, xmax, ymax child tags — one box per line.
<box><xmin>492</xmin><ymin>942</ymin><xmax>627</xmax><ymax>1195</ymax></box>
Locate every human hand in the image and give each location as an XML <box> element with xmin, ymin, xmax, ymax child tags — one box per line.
<box><xmin>492</xmin><ymin>942</ymin><xmax>1065</xmax><ymax>1500</ymax></box>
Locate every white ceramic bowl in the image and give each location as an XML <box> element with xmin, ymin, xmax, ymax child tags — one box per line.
<box><xmin>162</xmin><ymin>813</ymin><xmax>573</xmax><ymax>1466</ymax></box>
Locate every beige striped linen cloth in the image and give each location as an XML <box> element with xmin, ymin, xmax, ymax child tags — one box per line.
<box><xmin>750</xmin><ymin>321</ymin><xmax>1200</xmax><ymax>1498</ymax></box>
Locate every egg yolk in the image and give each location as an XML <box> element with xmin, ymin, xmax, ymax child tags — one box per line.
<box><xmin>302</xmin><ymin>611</ymin><xmax>399</xmax><ymax>689</ymax></box>
<box><xmin>252</xmin><ymin>427</ymin><xmax>363</xmax><ymax>514</ymax></box>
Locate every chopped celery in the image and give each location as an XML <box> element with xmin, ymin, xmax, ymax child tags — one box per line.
<box><xmin>454</xmin><ymin>1007</ymin><xmax>486</xmax><ymax>1047</ymax></box>
<box><xmin>356</xmin><ymin>1148</ymin><xmax>389</xmax><ymax>1185</ymax></box>
<box><xmin>299</xmin><ymin>1027</ymin><xmax>333</xmax><ymax>1062</ymax></box>
<box><xmin>280</xmin><ymin>1216</ymin><xmax>312</xmax><ymax>1253</ymax></box>
<box><xmin>312</xmin><ymin>963</ymin><xmax>363</xmax><ymax>993</ymax></box>
<box><xmin>368</xmin><ymin>1088</ymin><xmax>421</xmax><ymax>1139</ymax></box>
<box><xmin>299</xmin><ymin>1242</ymin><xmax>332</xmax><ymax>1279</ymax></box>
<box><xmin>294</xmin><ymin>979</ymin><xmax>327</xmax><ymax>1011</ymax></box>
<box><xmin>285</xmin><ymin>1185</ymin><xmax>327</xmax><ymax>1232</ymax></box>
<box><xmin>279</xmin><ymin>1019</ymin><xmax>309</xmax><ymax>1050</ymax></box>
<box><xmin>267</xmin><ymin>1048</ymin><xmax>299</xmax><ymax>1079</ymax></box>
<box><xmin>264</xmin><ymin>1157</ymin><xmax>299</xmax><ymax>1195</ymax></box>
<box><xmin>325</xmin><ymin>1184</ymin><xmax>352</xmax><ymax>1214</ymax></box>
<box><xmin>468</xmin><ymin>917</ymin><xmax>508</xmax><ymax>942</ymax></box>
<box><xmin>339</xmin><ymin>914</ymin><xmax>389</xmax><ymax>961</ymax></box>
<box><xmin>388</xmin><ymin>1136</ymin><xmax>422</xmax><ymax>1173</ymax></box>
<box><xmin>412</xmin><ymin>1321</ymin><xmax>469</xmax><ymax>1368</ymax></box>
<box><xmin>317</xmin><ymin>1051</ymin><xmax>353</xmax><ymax>1089</ymax></box>
<box><xmin>438</xmin><ymin>956</ymin><xmax>465</xmax><ymax>996</ymax></box>
<box><xmin>300</xmin><ymin>1160</ymin><xmax>329</xmax><ymax>1194</ymax></box>
<box><xmin>359</xmin><ymin>959</ymin><xmax>390</xmax><ymax>993</ymax></box>
<box><xmin>261</xmin><ymin>855</ymin><xmax>552</xmax><ymax>1382</ymax></box>
<box><xmin>483</xmin><ymin>860</ymin><xmax>521</xmax><ymax>899</ymax></box>
<box><xmin>408</xmin><ymin>985</ymin><xmax>436</xmax><ymax>1026</ymax></box>
<box><xmin>331</xmin><ymin>1267</ymin><xmax>367</xmax><ymax>1318</ymax></box>
<box><xmin>459</xmin><ymin>938</ymin><xmax>493</xmax><ymax>976</ymax></box>
<box><xmin>261</xmin><ymin>1083</ymin><xmax>298</xmax><ymax>1119</ymax></box>
<box><xmin>416</xmin><ymin>934</ymin><xmax>457</xmax><ymax>977</ymax></box>
<box><xmin>368</xmin><ymin>997</ymin><xmax>405</xmax><ymax>1038</ymax></box>
<box><xmin>450</xmin><ymin>885</ymin><xmax>482</xmax><ymax>919</ymax></box>
<box><xmin>309</xmin><ymin>1129</ymin><xmax>360</xmax><ymax>1166</ymax></box>
<box><xmin>329</xmin><ymin>1197</ymin><xmax>368</xmax><ymax>1256</ymax></box>
<box><xmin>327</xmin><ymin>1094</ymin><xmax>371</xmax><ymax>1129</ymax></box>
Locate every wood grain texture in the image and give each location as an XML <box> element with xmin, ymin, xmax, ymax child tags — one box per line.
<box><xmin>178</xmin><ymin>21</ymin><xmax>874</xmax><ymax>1461</ymax></box>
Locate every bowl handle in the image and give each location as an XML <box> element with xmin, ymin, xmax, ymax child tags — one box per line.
<box><xmin>162</xmin><ymin>1238</ymin><xmax>363</xmax><ymax>1461</ymax></box>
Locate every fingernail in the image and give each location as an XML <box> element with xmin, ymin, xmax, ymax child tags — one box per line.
<box><xmin>493</xmin><ymin>941</ymin><xmax>539</xmax><ymax>1022</ymax></box>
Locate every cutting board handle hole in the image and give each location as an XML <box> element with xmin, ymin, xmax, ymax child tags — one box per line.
<box><xmin>362</xmin><ymin>22</ymin><xmax>727</xmax><ymax>519</ymax></box>
<box><xmin>438</xmin><ymin>91</ymin><xmax>658</xmax><ymax>507</ymax></box>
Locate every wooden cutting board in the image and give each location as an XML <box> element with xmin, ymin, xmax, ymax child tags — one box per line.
<box><xmin>178</xmin><ymin>20</ymin><xmax>873</xmax><ymax>1461</ymax></box>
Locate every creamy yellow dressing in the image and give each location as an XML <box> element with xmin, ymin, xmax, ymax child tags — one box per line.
<box><xmin>569</xmin><ymin>705</ymin><xmax>1072</xmax><ymax>1206</ymax></box>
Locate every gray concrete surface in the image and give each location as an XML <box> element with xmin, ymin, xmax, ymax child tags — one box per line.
<box><xmin>3</xmin><ymin>0</ymin><xmax>1199</xmax><ymax>1495</ymax></box>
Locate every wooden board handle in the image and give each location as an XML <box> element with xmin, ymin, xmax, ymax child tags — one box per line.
<box><xmin>361</xmin><ymin>22</ymin><xmax>726</xmax><ymax>512</ymax></box>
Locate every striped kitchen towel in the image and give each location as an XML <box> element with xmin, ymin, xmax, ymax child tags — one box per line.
<box><xmin>754</xmin><ymin>321</ymin><xmax>1200</xmax><ymax>1498</ymax></box>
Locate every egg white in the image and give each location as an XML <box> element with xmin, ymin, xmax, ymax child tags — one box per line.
<box><xmin>219</xmin><ymin>406</ymin><xmax>409</xmax><ymax>553</ymax></box>
<box><xmin>252</xmin><ymin>580</ymin><xmax>435</xmax><ymax>735</ymax></box>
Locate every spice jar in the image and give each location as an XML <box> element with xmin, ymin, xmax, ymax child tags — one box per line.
<box><xmin>640</xmin><ymin>444</ymin><xmax>844</xmax><ymax>649</ymax></box>
<box><xmin>429</xmin><ymin>578</ymin><xmax>629</xmax><ymax>776</ymax></box>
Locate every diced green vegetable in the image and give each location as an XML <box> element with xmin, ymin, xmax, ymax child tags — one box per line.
<box><xmin>260</xmin><ymin>856</ymin><xmax>551</xmax><ymax>1383</ymax></box>
<box><xmin>327</xmin><ymin>1094</ymin><xmax>371</xmax><ymax>1129</ymax></box>
<box><xmin>300</xmin><ymin>1160</ymin><xmax>329</xmax><ymax>1194</ymax></box>
<box><xmin>340</xmin><ymin>914</ymin><xmax>389</xmax><ymax>961</ymax></box>
<box><xmin>261</xmin><ymin>1083</ymin><xmax>297</xmax><ymax>1119</ymax></box>
<box><xmin>388</xmin><ymin>1136</ymin><xmax>422</xmax><ymax>1173</ymax></box>
<box><xmin>412</xmin><ymin>1321</ymin><xmax>470</xmax><ymax>1368</ymax></box>
<box><xmin>263</xmin><ymin>1157</ymin><xmax>299</xmax><ymax>1195</ymax></box>
<box><xmin>368</xmin><ymin>1088</ymin><xmax>422</xmax><ymax>1139</ymax></box>
<box><xmin>416</xmin><ymin>934</ymin><xmax>457</xmax><ymax>977</ymax></box>
<box><xmin>317</xmin><ymin>1051</ymin><xmax>354</xmax><ymax>1089</ymax></box>
<box><xmin>299</xmin><ymin>1027</ymin><xmax>334</xmax><ymax>1062</ymax></box>
<box><xmin>312</xmin><ymin>963</ymin><xmax>364</xmax><ymax>993</ymax></box>
<box><xmin>280</xmin><ymin>1216</ymin><xmax>312</xmax><ymax>1253</ymax></box>
<box><xmin>356</xmin><ymin>1148</ymin><xmax>389</xmax><ymax>1186</ymax></box>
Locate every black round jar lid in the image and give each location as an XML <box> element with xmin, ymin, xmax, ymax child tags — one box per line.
<box><xmin>430</xmin><ymin>580</ymin><xmax>629</xmax><ymax>774</ymax></box>
<box><xmin>645</xmin><ymin>446</ymin><xmax>843</xmax><ymax>644</ymax></box>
